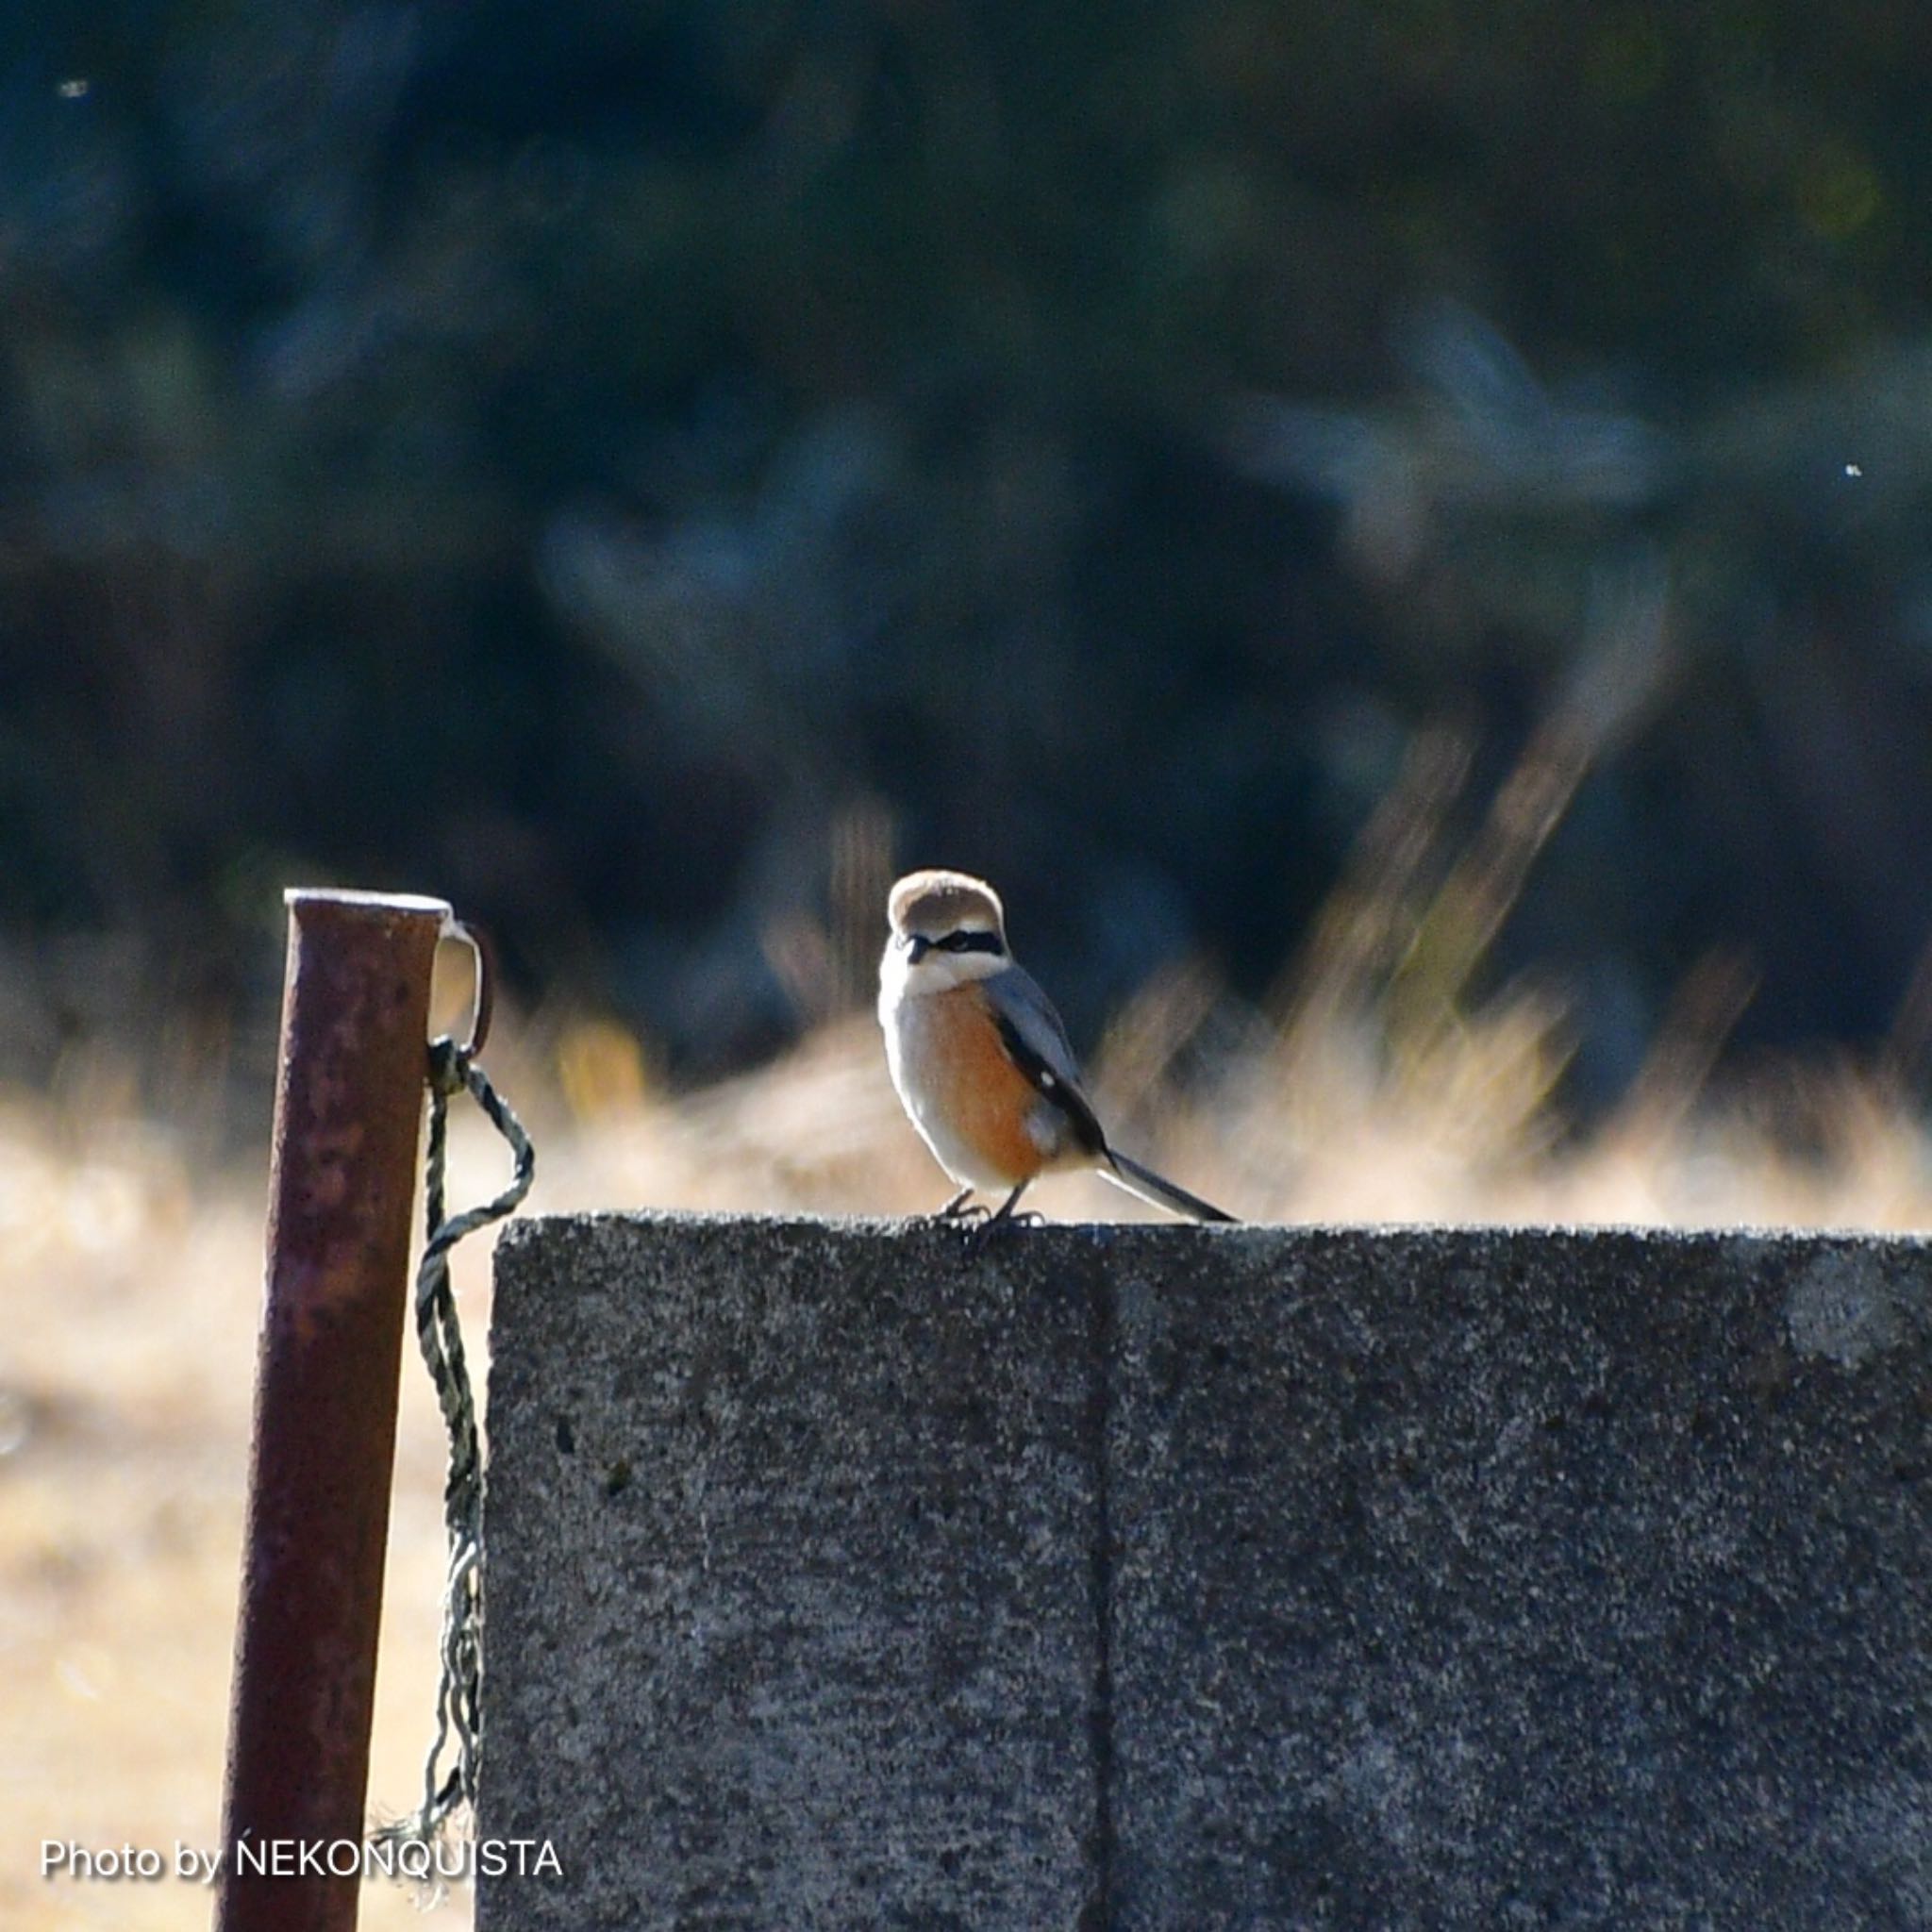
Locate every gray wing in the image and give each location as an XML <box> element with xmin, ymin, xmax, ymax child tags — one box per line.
<box><xmin>982</xmin><ymin>964</ymin><xmax>1108</xmax><ymax>1158</ymax></box>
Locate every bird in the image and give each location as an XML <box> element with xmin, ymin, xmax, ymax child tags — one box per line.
<box><xmin>877</xmin><ymin>868</ymin><xmax>1236</xmax><ymax>1227</ymax></box>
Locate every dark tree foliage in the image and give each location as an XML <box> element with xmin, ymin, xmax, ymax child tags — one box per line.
<box><xmin>3</xmin><ymin>2</ymin><xmax>1929</xmax><ymax>1084</ymax></box>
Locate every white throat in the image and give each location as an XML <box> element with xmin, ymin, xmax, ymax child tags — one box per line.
<box><xmin>877</xmin><ymin>934</ymin><xmax>1007</xmax><ymax>1012</ymax></box>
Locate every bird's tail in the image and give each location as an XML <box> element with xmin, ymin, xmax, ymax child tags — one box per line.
<box><xmin>1101</xmin><ymin>1151</ymin><xmax>1237</xmax><ymax>1224</ymax></box>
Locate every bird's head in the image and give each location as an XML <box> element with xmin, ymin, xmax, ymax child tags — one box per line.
<box><xmin>882</xmin><ymin>869</ymin><xmax>1010</xmax><ymax>991</ymax></box>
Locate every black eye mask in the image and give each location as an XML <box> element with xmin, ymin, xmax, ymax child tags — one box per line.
<box><xmin>906</xmin><ymin>930</ymin><xmax>1005</xmax><ymax>963</ymax></box>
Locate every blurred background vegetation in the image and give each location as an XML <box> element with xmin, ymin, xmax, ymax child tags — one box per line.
<box><xmin>5</xmin><ymin>0</ymin><xmax>1932</xmax><ymax>1120</ymax></box>
<box><xmin>10</xmin><ymin>13</ymin><xmax>1932</xmax><ymax>1922</ymax></box>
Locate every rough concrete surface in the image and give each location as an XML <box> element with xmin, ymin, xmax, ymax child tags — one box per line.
<box><xmin>477</xmin><ymin>1212</ymin><xmax>1107</xmax><ymax>1932</ymax></box>
<box><xmin>477</xmin><ymin>1216</ymin><xmax>1930</xmax><ymax>1931</ymax></box>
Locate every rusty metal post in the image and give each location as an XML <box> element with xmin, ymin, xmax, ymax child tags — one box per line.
<box><xmin>216</xmin><ymin>889</ymin><xmax>451</xmax><ymax>1932</ymax></box>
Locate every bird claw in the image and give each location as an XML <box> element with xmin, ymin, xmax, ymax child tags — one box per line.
<box><xmin>934</xmin><ymin>1186</ymin><xmax>1039</xmax><ymax>1251</ymax></box>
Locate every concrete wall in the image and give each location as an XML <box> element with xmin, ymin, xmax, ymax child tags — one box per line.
<box><xmin>475</xmin><ymin>1216</ymin><xmax>1930</xmax><ymax>1930</ymax></box>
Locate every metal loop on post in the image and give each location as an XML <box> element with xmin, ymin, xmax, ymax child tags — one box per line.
<box><xmin>438</xmin><ymin>914</ymin><xmax>496</xmax><ymax>1066</ymax></box>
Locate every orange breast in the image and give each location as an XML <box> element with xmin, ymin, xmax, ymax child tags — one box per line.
<box><xmin>921</xmin><ymin>984</ymin><xmax>1053</xmax><ymax>1183</ymax></box>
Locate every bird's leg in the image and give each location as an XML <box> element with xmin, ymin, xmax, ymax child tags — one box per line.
<box><xmin>985</xmin><ymin>1180</ymin><xmax>1033</xmax><ymax>1226</ymax></box>
<box><xmin>937</xmin><ymin>1187</ymin><xmax>987</xmax><ymax>1222</ymax></box>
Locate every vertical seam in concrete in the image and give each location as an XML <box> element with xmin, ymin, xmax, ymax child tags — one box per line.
<box><xmin>1079</xmin><ymin>1258</ymin><xmax>1117</xmax><ymax>1931</ymax></box>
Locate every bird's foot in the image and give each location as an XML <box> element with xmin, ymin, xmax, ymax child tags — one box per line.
<box><xmin>964</xmin><ymin>1187</ymin><xmax>1042</xmax><ymax>1251</ymax></box>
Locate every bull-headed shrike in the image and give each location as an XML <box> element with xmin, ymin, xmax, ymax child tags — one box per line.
<box><xmin>878</xmin><ymin>869</ymin><xmax>1235</xmax><ymax>1227</ymax></box>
